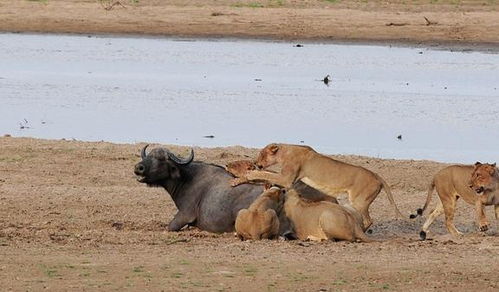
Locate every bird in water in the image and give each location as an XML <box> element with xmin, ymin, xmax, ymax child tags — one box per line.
<box><xmin>323</xmin><ymin>75</ymin><xmax>331</xmax><ymax>86</ymax></box>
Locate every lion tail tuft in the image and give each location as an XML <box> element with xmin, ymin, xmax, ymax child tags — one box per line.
<box><xmin>410</xmin><ymin>180</ymin><xmax>435</xmax><ymax>219</ymax></box>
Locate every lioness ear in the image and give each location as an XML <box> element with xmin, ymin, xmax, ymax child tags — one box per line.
<box><xmin>490</xmin><ymin>164</ymin><xmax>497</xmax><ymax>175</ymax></box>
<box><xmin>269</xmin><ymin>144</ymin><xmax>279</xmax><ymax>154</ymax></box>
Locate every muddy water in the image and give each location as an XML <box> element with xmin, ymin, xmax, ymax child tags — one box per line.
<box><xmin>0</xmin><ymin>33</ymin><xmax>498</xmax><ymax>163</ymax></box>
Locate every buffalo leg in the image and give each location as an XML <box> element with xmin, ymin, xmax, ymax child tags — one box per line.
<box><xmin>168</xmin><ymin>211</ymin><xmax>196</xmax><ymax>231</ymax></box>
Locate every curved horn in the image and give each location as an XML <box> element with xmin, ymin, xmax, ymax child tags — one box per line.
<box><xmin>141</xmin><ymin>144</ymin><xmax>149</xmax><ymax>159</ymax></box>
<box><xmin>167</xmin><ymin>149</ymin><xmax>194</xmax><ymax>165</ymax></box>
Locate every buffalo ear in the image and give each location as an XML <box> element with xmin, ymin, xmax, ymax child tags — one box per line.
<box><xmin>169</xmin><ymin>164</ymin><xmax>181</xmax><ymax>179</ymax></box>
<box><xmin>493</xmin><ymin>162</ymin><xmax>496</xmax><ymax>167</ymax></box>
<box><xmin>475</xmin><ymin>161</ymin><xmax>482</xmax><ymax>166</ymax></box>
<box><xmin>264</xmin><ymin>183</ymin><xmax>272</xmax><ymax>190</ymax></box>
<box><xmin>269</xmin><ymin>144</ymin><xmax>279</xmax><ymax>154</ymax></box>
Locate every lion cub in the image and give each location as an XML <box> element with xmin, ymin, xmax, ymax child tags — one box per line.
<box><xmin>235</xmin><ymin>185</ymin><xmax>284</xmax><ymax>240</ymax></box>
<box><xmin>283</xmin><ymin>189</ymin><xmax>373</xmax><ymax>242</ymax></box>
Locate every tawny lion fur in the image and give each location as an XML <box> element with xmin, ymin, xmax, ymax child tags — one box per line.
<box><xmin>283</xmin><ymin>189</ymin><xmax>373</xmax><ymax>242</ymax></box>
<box><xmin>413</xmin><ymin>163</ymin><xmax>499</xmax><ymax>239</ymax></box>
<box><xmin>234</xmin><ymin>186</ymin><xmax>283</xmax><ymax>240</ymax></box>
<box><xmin>231</xmin><ymin>143</ymin><xmax>404</xmax><ymax>229</ymax></box>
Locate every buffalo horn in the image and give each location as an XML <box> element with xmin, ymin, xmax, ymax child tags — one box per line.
<box><xmin>167</xmin><ymin>149</ymin><xmax>194</xmax><ymax>165</ymax></box>
<box><xmin>141</xmin><ymin>144</ymin><xmax>149</xmax><ymax>159</ymax></box>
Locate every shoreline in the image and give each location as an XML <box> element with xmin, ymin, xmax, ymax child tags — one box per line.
<box><xmin>4</xmin><ymin>30</ymin><xmax>499</xmax><ymax>53</ymax></box>
<box><xmin>1</xmin><ymin>1</ymin><xmax>498</xmax><ymax>52</ymax></box>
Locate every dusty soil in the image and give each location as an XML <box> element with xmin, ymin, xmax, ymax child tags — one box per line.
<box><xmin>0</xmin><ymin>137</ymin><xmax>498</xmax><ymax>291</ymax></box>
<box><xmin>1</xmin><ymin>0</ymin><xmax>499</xmax><ymax>47</ymax></box>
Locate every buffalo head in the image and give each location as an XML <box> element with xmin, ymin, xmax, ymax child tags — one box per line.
<box><xmin>134</xmin><ymin>145</ymin><xmax>194</xmax><ymax>185</ymax></box>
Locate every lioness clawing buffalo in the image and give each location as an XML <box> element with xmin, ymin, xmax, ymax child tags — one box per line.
<box><xmin>135</xmin><ymin>143</ymin><xmax>499</xmax><ymax>242</ymax></box>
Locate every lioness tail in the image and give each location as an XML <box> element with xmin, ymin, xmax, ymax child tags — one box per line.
<box><xmin>377</xmin><ymin>175</ymin><xmax>406</xmax><ymax>220</ymax></box>
<box><xmin>409</xmin><ymin>180</ymin><xmax>435</xmax><ymax>219</ymax></box>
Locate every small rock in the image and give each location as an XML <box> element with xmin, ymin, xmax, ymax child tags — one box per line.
<box><xmin>111</xmin><ymin>222</ymin><xmax>124</xmax><ymax>230</ymax></box>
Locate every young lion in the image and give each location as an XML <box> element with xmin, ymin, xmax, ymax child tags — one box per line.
<box><xmin>283</xmin><ymin>189</ymin><xmax>373</xmax><ymax>242</ymax></box>
<box><xmin>411</xmin><ymin>162</ymin><xmax>499</xmax><ymax>240</ymax></box>
<box><xmin>225</xmin><ymin>160</ymin><xmax>257</xmax><ymax>179</ymax></box>
<box><xmin>235</xmin><ymin>185</ymin><xmax>284</xmax><ymax>240</ymax></box>
<box><xmin>230</xmin><ymin>143</ymin><xmax>404</xmax><ymax>229</ymax></box>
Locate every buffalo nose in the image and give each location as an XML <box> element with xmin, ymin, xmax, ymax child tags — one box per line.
<box><xmin>134</xmin><ymin>163</ymin><xmax>146</xmax><ymax>176</ymax></box>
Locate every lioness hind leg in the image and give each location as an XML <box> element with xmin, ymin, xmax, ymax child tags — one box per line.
<box><xmin>349</xmin><ymin>183</ymin><xmax>381</xmax><ymax>231</ymax></box>
<box><xmin>420</xmin><ymin>202</ymin><xmax>444</xmax><ymax>240</ymax></box>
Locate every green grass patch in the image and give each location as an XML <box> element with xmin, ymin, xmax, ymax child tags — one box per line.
<box><xmin>233</xmin><ymin>2</ymin><xmax>264</xmax><ymax>8</ymax></box>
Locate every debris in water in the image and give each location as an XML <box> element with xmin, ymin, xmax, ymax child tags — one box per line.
<box><xmin>294</xmin><ymin>44</ymin><xmax>303</xmax><ymax>47</ymax></box>
<box><xmin>19</xmin><ymin>119</ymin><xmax>30</xmax><ymax>130</ymax></box>
<box><xmin>254</xmin><ymin>79</ymin><xmax>262</xmax><ymax>81</ymax></box>
<box><xmin>397</xmin><ymin>135</ymin><xmax>402</xmax><ymax>140</ymax></box>
<box><xmin>203</xmin><ymin>135</ymin><xmax>215</xmax><ymax>139</ymax></box>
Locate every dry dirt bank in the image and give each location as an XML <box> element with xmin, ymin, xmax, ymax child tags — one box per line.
<box><xmin>0</xmin><ymin>137</ymin><xmax>498</xmax><ymax>291</ymax></box>
<box><xmin>0</xmin><ymin>0</ymin><xmax>499</xmax><ymax>47</ymax></box>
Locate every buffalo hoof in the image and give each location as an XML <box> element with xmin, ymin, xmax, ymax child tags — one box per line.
<box><xmin>419</xmin><ymin>231</ymin><xmax>427</xmax><ymax>241</ymax></box>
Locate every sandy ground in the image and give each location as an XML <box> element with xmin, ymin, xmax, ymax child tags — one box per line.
<box><xmin>0</xmin><ymin>137</ymin><xmax>498</xmax><ymax>291</ymax></box>
<box><xmin>0</xmin><ymin>0</ymin><xmax>499</xmax><ymax>46</ymax></box>
<box><xmin>1</xmin><ymin>2</ymin><xmax>498</xmax><ymax>290</ymax></box>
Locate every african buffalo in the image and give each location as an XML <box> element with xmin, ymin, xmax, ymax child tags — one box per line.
<box><xmin>134</xmin><ymin>145</ymin><xmax>336</xmax><ymax>234</ymax></box>
<box><xmin>134</xmin><ymin>145</ymin><xmax>264</xmax><ymax>233</ymax></box>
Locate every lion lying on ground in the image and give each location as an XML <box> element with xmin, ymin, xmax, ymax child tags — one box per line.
<box><xmin>283</xmin><ymin>188</ymin><xmax>373</xmax><ymax>242</ymax></box>
<box><xmin>226</xmin><ymin>159</ymin><xmax>338</xmax><ymax>204</ymax></box>
<box><xmin>229</xmin><ymin>144</ymin><xmax>405</xmax><ymax>229</ymax></box>
<box><xmin>235</xmin><ymin>185</ymin><xmax>283</xmax><ymax>240</ymax></box>
<box><xmin>411</xmin><ymin>162</ymin><xmax>499</xmax><ymax>240</ymax></box>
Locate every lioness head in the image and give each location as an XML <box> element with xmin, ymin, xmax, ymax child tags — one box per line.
<box><xmin>255</xmin><ymin>143</ymin><xmax>280</xmax><ymax>169</ymax></box>
<box><xmin>225</xmin><ymin>160</ymin><xmax>256</xmax><ymax>178</ymax></box>
<box><xmin>469</xmin><ymin>162</ymin><xmax>498</xmax><ymax>194</ymax></box>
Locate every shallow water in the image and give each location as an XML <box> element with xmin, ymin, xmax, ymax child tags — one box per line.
<box><xmin>1</xmin><ymin>33</ymin><xmax>498</xmax><ymax>163</ymax></box>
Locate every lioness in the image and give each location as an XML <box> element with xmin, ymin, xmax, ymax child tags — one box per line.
<box><xmin>235</xmin><ymin>185</ymin><xmax>283</xmax><ymax>240</ymax></box>
<box><xmin>411</xmin><ymin>163</ymin><xmax>499</xmax><ymax>240</ymax></box>
<box><xmin>283</xmin><ymin>188</ymin><xmax>373</xmax><ymax>242</ymax></box>
<box><xmin>469</xmin><ymin>162</ymin><xmax>499</xmax><ymax>220</ymax></box>
<box><xmin>230</xmin><ymin>143</ymin><xmax>404</xmax><ymax>229</ymax></box>
<box><xmin>226</xmin><ymin>159</ymin><xmax>338</xmax><ymax>204</ymax></box>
